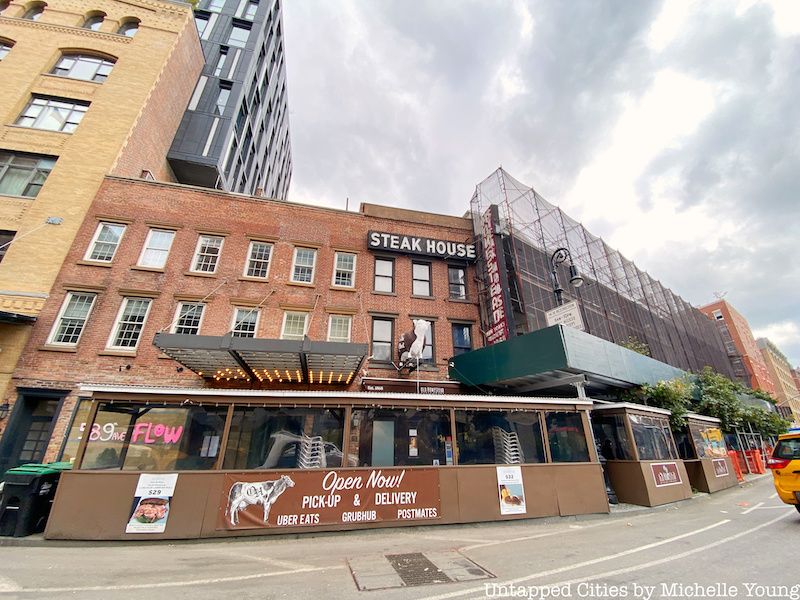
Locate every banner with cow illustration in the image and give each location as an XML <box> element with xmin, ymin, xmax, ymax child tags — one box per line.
<box><xmin>218</xmin><ymin>468</ymin><xmax>441</xmax><ymax>530</ymax></box>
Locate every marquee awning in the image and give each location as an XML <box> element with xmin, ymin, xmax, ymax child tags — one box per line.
<box><xmin>153</xmin><ymin>333</ymin><xmax>367</xmax><ymax>385</ymax></box>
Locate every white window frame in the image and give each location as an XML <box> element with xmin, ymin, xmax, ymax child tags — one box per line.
<box><xmin>46</xmin><ymin>292</ymin><xmax>97</xmax><ymax>346</ymax></box>
<box><xmin>190</xmin><ymin>234</ymin><xmax>224</xmax><ymax>273</ymax></box>
<box><xmin>290</xmin><ymin>247</ymin><xmax>317</xmax><ymax>284</ymax></box>
<box><xmin>243</xmin><ymin>240</ymin><xmax>273</xmax><ymax>278</ymax></box>
<box><xmin>171</xmin><ymin>302</ymin><xmax>205</xmax><ymax>335</ymax></box>
<box><xmin>84</xmin><ymin>221</ymin><xmax>126</xmax><ymax>263</ymax></box>
<box><xmin>106</xmin><ymin>297</ymin><xmax>153</xmax><ymax>350</ymax></box>
<box><xmin>331</xmin><ymin>252</ymin><xmax>357</xmax><ymax>288</ymax></box>
<box><xmin>327</xmin><ymin>314</ymin><xmax>352</xmax><ymax>343</ymax></box>
<box><xmin>137</xmin><ymin>228</ymin><xmax>175</xmax><ymax>269</ymax></box>
<box><xmin>231</xmin><ymin>307</ymin><xmax>260</xmax><ymax>337</ymax></box>
<box><xmin>281</xmin><ymin>311</ymin><xmax>308</xmax><ymax>340</ymax></box>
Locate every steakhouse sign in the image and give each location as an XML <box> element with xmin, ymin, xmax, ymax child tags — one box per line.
<box><xmin>367</xmin><ymin>231</ymin><xmax>476</xmax><ymax>261</ymax></box>
<box><xmin>220</xmin><ymin>468</ymin><xmax>441</xmax><ymax>530</ymax></box>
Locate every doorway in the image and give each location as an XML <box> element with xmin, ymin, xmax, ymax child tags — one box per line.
<box><xmin>0</xmin><ymin>390</ymin><xmax>65</xmax><ymax>476</ymax></box>
<box><xmin>371</xmin><ymin>420</ymin><xmax>395</xmax><ymax>466</ymax></box>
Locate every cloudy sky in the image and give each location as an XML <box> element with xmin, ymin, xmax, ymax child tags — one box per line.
<box><xmin>282</xmin><ymin>0</ymin><xmax>800</xmax><ymax>367</ymax></box>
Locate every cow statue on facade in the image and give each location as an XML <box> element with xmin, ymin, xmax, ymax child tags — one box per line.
<box><xmin>227</xmin><ymin>474</ymin><xmax>295</xmax><ymax>527</ymax></box>
<box><xmin>395</xmin><ymin>319</ymin><xmax>430</xmax><ymax>372</ymax></box>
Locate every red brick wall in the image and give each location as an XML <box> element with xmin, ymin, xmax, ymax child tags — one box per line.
<box><xmin>111</xmin><ymin>17</ymin><xmax>203</xmax><ymax>182</ymax></box>
<box><xmin>9</xmin><ymin>178</ymin><xmax>481</xmax><ymax>459</ymax></box>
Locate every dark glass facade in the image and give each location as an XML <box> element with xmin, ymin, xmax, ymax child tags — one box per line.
<box><xmin>168</xmin><ymin>0</ymin><xmax>291</xmax><ymax>200</ymax></box>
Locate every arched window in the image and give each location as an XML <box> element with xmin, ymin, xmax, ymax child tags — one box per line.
<box><xmin>0</xmin><ymin>39</ymin><xmax>13</xmax><ymax>61</ymax></box>
<box><xmin>82</xmin><ymin>12</ymin><xmax>105</xmax><ymax>31</ymax></box>
<box><xmin>52</xmin><ymin>53</ymin><xmax>116</xmax><ymax>82</ymax></box>
<box><xmin>117</xmin><ymin>18</ymin><xmax>140</xmax><ymax>37</ymax></box>
<box><xmin>22</xmin><ymin>2</ymin><xmax>46</xmax><ymax>20</ymax></box>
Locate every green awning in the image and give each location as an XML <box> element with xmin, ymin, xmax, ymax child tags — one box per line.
<box><xmin>449</xmin><ymin>325</ymin><xmax>685</xmax><ymax>395</ymax></box>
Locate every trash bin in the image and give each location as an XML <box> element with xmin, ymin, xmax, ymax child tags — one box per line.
<box><xmin>0</xmin><ymin>462</ymin><xmax>71</xmax><ymax>537</ymax></box>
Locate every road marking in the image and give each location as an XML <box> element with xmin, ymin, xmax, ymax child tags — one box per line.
<box><xmin>216</xmin><ymin>551</ymin><xmax>311</xmax><ymax>570</ymax></box>
<box><xmin>462</xmin><ymin>517</ymin><xmax>620</xmax><ymax>551</ymax></box>
<box><xmin>513</xmin><ymin>510</ymin><xmax>793</xmax><ymax>592</ymax></box>
<box><xmin>417</xmin><ymin>535</ymin><xmax>492</xmax><ymax>544</ymax></box>
<box><xmin>741</xmin><ymin>501</ymin><xmax>764</xmax><ymax>514</ymax></box>
<box><xmin>2</xmin><ymin>565</ymin><xmax>347</xmax><ymax>594</ymax></box>
<box><xmin>0</xmin><ymin>576</ymin><xmax>20</xmax><ymax>593</ymax></box>
<box><xmin>419</xmin><ymin>520</ymin><xmax>730</xmax><ymax>600</ymax></box>
<box><xmin>750</xmin><ymin>505</ymin><xmax>792</xmax><ymax>511</ymax></box>
<box><xmin>770</xmin><ymin>492</ymin><xmax>778</xmax><ymax>499</ymax></box>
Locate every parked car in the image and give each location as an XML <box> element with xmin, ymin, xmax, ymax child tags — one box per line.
<box><xmin>767</xmin><ymin>428</ymin><xmax>800</xmax><ymax>513</ymax></box>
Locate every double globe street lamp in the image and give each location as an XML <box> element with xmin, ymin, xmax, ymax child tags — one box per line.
<box><xmin>549</xmin><ymin>247</ymin><xmax>584</xmax><ymax>306</ymax></box>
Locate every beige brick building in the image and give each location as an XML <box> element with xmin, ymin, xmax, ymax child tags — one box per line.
<box><xmin>0</xmin><ymin>0</ymin><xmax>202</xmax><ymax>416</ymax></box>
<box><xmin>756</xmin><ymin>338</ymin><xmax>800</xmax><ymax>425</ymax></box>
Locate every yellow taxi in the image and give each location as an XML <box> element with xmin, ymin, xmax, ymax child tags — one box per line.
<box><xmin>767</xmin><ymin>428</ymin><xmax>800</xmax><ymax>513</ymax></box>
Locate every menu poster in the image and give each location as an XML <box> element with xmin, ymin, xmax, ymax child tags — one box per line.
<box><xmin>496</xmin><ymin>466</ymin><xmax>526</xmax><ymax>515</ymax></box>
<box><xmin>125</xmin><ymin>473</ymin><xmax>179</xmax><ymax>534</ymax></box>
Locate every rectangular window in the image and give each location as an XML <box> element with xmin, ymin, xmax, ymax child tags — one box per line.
<box><xmin>629</xmin><ymin>414</ymin><xmax>677</xmax><ymax>461</ymax></box>
<box><xmin>227</xmin><ymin>23</ymin><xmax>250</xmax><ymax>48</ymax></box>
<box><xmin>420</xmin><ymin>320</ymin><xmax>434</xmax><ymax>363</ymax></box>
<box><xmin>371</xmin><ymin>317</ymin><xmax>393</xmax><ymax>362</ymax></box>
<box><xmin>244</xmin><ymin>240</ymin><xmax>272</xmax><ymax>278</ymax></box>
<box><xmin>85</xmin><ymin>222</ymin><xmax>125</xmax><ymax>262</ymax></box>
<box><xmin>712</xmin><ymin>310</ymin><xmax>723</xmax><ymax>321</ymax></box>
<box><xmin>16</xmin><ymin>96</ymin><xmax>89</xmax><ymax>133</ymax></box>
<box><xmin>327</xmin><ymin>315</ymin><xmax>352</xmax><ymax>343</ymax></box>
<box><xmin>332</xmin><ymin>252</ymin><xmax>356</xmax><ymax>287</ymax></box>
<box><xmin>172</xmin><ymin>302</ymin><xmax>204</xmax><ymax>335</ymax></box>
<box><xmin>191</xmin><ymin>234</ymin><xmax>224</xmax><ymax>273</ymax></box>
<box><xmin>281</xmin><ymin>311</ymin><xmax>308</xmax><ymax>340</ymax></box>
<box><xmin>448</xmin><ymin>266</ymin><xmax>467</xmax><ymax>300</ymax></box>
<box><xmin>451</xmin><ymin>323</ymin><xmax>472</xmax><ymax>356</ymax></box>
<box><xmin>0</xmin><ymin>230</ymin><xmax>15</xmax><ymax>263</ymax></box>
<box><xmin>195</xmin><ymin>13</ymin><xmax>209</xmax><ymax>36</ymax></box>
<box><xmin>412</xmin><ymin>262</ymin><xmax>431</xmax><ymax>297</ymax></box>
<box><xmin>108</xmin><ymin>298</ymin><xmax>152</xmax><ymax>350</ymax></box>
<box><xmin>0</xmin><ymin>151</ymin><xmax>56</xmax><ymax>198</ymax></box>
<box><xmin>213</xmin><ymin>47</ymin><xmax>228</xmax><ymax>77</ymax></box>
<box><xmin>223</xmin><ymin>407</ymin><xmax>344</xmax><ymax>469</ymax></box>
<box><xmin>546</xmin><ymin>412</ymin><xmax>591</xmax><ymax>462</ymax></box>
<box><xmin>243</xmin><ymin>0</ymin><xmax>258</xmax><ymax>19</ymax></box>
<box><xmin>215</xmin><ymin>83</ymin><xmax>231</xmax><ymax>116</ymax></box>
<box><xmin>48</xmin><ymin>292</ymin><xmax>97</xmax><ymax>345</ymax></box>
<box><xmin>291</xmin><ymin>247</ymin><xmax>316</xmax><ymax>283</ymax></box>
<box><xmin>208</xmin><ymin>0</ymin><xmax>225</xmax><ymax>11</ymax></box>
<box><xmin>455</xmin><ymin>410</ymin><xmax>545</xmax><ymax>465</ymax></box>
<box><xmin>374</xmin><ymin>258</ymin><xmax>394</xmax><ymax>293</ymax></box>
<box><xmin>52</xmin><ymin>55</ymin><xmax>114</xmax><ymax>83</ymax></box>
<box><xmin>137</xmin><ymin>228</ymin><xmax>175</xmax><ymax>269</ymax></box>
<box><xmin>81</xmin><ymin>403</ymin><xmax>228</xmax><ymax>471</ymax></box>
<box><xmin>591</xmin><ymin>414</ymin><xmax>634</xmax><ymax>460</ymax></box>
<box><xmin>231</xmin><ymin>307</ymin><xmax>259</xmax><ymax>337</ymax></box>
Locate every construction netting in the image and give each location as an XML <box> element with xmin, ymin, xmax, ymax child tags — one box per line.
<box><xmin>470</xmin><ymin>168</ymin><xmax>735</xmax><ymax>378</ymax></box>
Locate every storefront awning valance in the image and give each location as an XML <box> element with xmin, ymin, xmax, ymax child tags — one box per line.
<box><xmin>153</xmin><ymin>333</ymin><xmax>367</xmax><ymax>385</ymax></box>
<box><xmin>449</xmin><ymin>325</ymin><xmax>686</xmax><ymax>395</ymax></box>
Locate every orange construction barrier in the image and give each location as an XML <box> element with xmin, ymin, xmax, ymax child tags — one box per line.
<box><xmin>728</xmin><ymin>450</ymin><xmax>745</xmax><ymax>482</ymax></box>
<box><xmin>744</xmin><ymin>449</ymin><xmax>766</xmax><ymax>474</ymax></box>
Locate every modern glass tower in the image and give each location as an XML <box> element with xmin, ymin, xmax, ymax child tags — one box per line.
<box><xmin>168</xmin><ymin>0</ymin><xmax>291</xmax><ymax>200</ymax></box>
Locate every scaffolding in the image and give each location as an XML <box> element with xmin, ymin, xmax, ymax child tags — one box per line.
<box><xmin>470</xmin><ymin>168</ymin><xmax>735</xmax><ymax>378</ymax></box>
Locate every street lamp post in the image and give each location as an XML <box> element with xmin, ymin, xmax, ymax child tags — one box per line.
<box><xmin>549</xmin><ymin>247</ymin><xmax>584</xmax><ymax>306</ymax></box>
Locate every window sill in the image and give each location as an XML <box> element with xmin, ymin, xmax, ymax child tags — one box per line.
<box><xmin>447</xmin><ymin>297</ymin><xmax>472</xmax><ymax>303</ymax></box>
<box><xmin>411</xmin><ymin>295</ymin><xmax>435</xmax><ymax>300</ymax></box>
<box><xmin>98</xmin><ymin>349</ymin><xmax>138</xmax><ymax>357</ymax></box>
<box><xmin>184</xmin><ymin>271</ymin><xmax>218</xmax><ymax>278</ymax></box>
<box><xmin>131</xmin><ymin>265</ymin><xmax>165</xmax><ymax>273</ymax></box>
<box><xmin>40</xmin><ymin>344</ymin><xmax>77</xmax><ymax>353</ymax></box>
<box><xmin>287</xmin><ymin>281</ymin><xmax>315</xmax><ymax>288</ymax></box>
<box><xmin>372</xmin><ymin>291</ymin><xmax>396</xmax><ymax>296</ymax></box>
<box><xmin>77</xmin><ymin>260</ymin><xmax>113</xmax><ymax>268</ymax></box>
<box><xmin>329</xmin><ymin>285</ymin><xmax>356</xmax><ymax>293</ymax></box>
<box><xmin>238</xmin><ymin>276</ymin><xmax>269</xmax><ymax>283</ymax></box>
<box><xmin>0</xmin><ymin>192</ymin><xmax>35</xmax><ymax>201</ymax></box>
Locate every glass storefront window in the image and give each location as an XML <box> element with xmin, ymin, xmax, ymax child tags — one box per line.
<box><xmin>546</xmin><ymin>412</ymin><xmax>590</xmax><ymax>462</ymax></box>
<box><xmin>629</xmin><ymin>414</ymin><xmax>677</xmax><ymax>461</ymax></box>
<box><xmin>81</xmin><ymin>404</ymin><xmax>228</xmax><ymax>471</ymax></box>
<box><xmin>223</xmin><ymin>407</ymin><xmax>344</xmax><ymax>469</ymax></box>
<box><xmin>348</xmin><ymin>408</ymin><xmax>451</xmax><ymax>467</ymax></box>
<box><xmin>591</xmin><ymin>413</ymin><xmax>633</xmax><ymax>460</ymax></box>
<box><xmin>688</xmin><ymin>423</ymin><xmax>727</xmax><ymax>459</ymax></box>
<box><xmin>59</xmin><ymin>399</ymin><xmax>92</xmax><ymax>464</ymax></box>
<box><xmin>455</xmin><ymin>410</ymin><xmax>545</xmax><ymax>464</ymax></box>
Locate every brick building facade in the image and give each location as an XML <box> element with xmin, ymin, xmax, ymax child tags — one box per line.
<box><xmin>1</xmin><ymin>177</ymin><xmax>480</xmax><ymax>471</ymax></box>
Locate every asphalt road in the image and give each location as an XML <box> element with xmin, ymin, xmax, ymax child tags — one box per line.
<box><xmin>0</xmin><ymin>475</ymin><xmax>797</xmax><ymax>600</ymax></box>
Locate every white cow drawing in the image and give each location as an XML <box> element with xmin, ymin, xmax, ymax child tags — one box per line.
<box><xmin>227</xmin><ymin>474</ymin><xmax>295</xmax><ymax>526</ymax></box>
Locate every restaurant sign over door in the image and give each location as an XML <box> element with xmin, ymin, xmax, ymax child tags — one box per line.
<box><xmin>219</xmin><ymin>468</ymin><xmax>441</xmax><ymax>530</ymax></box>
